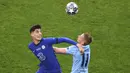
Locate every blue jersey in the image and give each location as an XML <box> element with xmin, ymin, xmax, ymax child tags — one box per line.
<box><xmin>66</xmin><ymin>45</ymin><xmax>90</xmax><ymax>73</ymax></box>
<box><xmin>28</xmin><ymin>37</ymin><xmax>77</xmax><ymax>73</ymax></box>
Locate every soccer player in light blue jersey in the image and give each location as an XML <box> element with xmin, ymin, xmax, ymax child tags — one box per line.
<box><xmin>54</xmin><ymin>32</ymin><xmax>92</xmax><ymax>73</ymax></box>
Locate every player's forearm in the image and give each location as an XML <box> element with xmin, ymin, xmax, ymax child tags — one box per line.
<box><xmin>57</xmin><ymin>37</ymin><xmax>77</xmax><ymax>45</ymax></box>
<box><xmin>54</xmin><ymin>48</ymin><xmax>67</xmax><ymax>54</ymax></box>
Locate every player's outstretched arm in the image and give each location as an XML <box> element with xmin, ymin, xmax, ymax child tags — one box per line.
<box><xmin>53</xmin><ymin>47</ymin><xmax>67</xmax><ymax>54</ymax></box>
<box><xmin>57</xmin><ymin>37</ymin><xmax>84</xmax><ymax>54</ymax></box>
<box><xmin>53</xmin><ymin>46</ymin><xmax>84</xmax><ymax>55</ymax></box>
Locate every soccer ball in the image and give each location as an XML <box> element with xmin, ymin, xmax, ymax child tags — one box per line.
<box><xmin>66</xmin><ymin>2</ymin><xmax>78</xmax><ymax>15</ymax></box>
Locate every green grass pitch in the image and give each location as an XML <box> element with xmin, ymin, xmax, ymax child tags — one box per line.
<box><xmin>0</xmin><ymin>0</ymin><xmax>130</xmax><ymax>73</ymax></box>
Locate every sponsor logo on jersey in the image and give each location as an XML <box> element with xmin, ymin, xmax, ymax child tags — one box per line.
<box><xmin>36</xmin><ymin>48</ymin><xmax>41</xmax><ymax>51</ymax></box>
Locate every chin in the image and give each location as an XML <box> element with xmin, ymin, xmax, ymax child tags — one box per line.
<box><xmin>37</xmin><ymin>38</ymin><xmax>42</xmax><ymax>41</ymax></box>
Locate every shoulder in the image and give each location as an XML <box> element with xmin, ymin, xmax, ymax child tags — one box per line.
<box><xmin>28</xmin><ymin>42</ymin><xmax>33</xmax><ymax>49</ymax></box>
<box><xmin>42</xmin><ymin>37</ymin><xmax>57</xmax><ymax>44</ymax></box>
<box><xmin>83</xmin><ymin>45</ymin><xmax>90</xmax><ymax>52</ymax></box>
<box><xmin>68</xmin><ymin>45</ymin><xmax>77</xmax><ymax>48</ymax></box>
<box><xmin>66</xmin><ymin>45</ymin><xmax>78</xmax><ymax>55</ymax></box>
<box><xmin>28</xmin><ymin>42</ymin><xmax>33</xmax><ymax>47</ymax></box>
<box><xmin>84</xmin><ymin>45</ymin><xmax>90</xmax><ymax>48</ymax></box>
<box><xmin>43</xmin><ymin>37</ymin><xmax>56</xmax><ymax>40</ymax></box>
<box><xmin>67</xmin><ymin>45</ymin><xmax>78</xmax><ymax>51</ymax></box>
<box><xmin>87</xmin><ymin>45</ymin><xmax>91</xmax><ymax>49</ymax></box>
<box><xmin>43</xmin><ymin>37</ymin><xmax>56</xmax><ymax>42</ymax></box>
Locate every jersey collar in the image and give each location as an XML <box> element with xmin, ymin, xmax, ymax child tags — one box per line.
<box><xmin>33</xmin><ymin>38</ymin><xmax>43</xmax><ymax>46</ymax></box>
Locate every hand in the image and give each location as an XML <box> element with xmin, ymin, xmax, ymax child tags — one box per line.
<box><xmin>77</xmin><ymin>44</ymin><xmax>84</xmax><ymax>55</ymax></box>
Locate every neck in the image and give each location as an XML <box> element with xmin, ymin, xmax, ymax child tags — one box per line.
<box><xmin>33</xmin><ymin>39</ymin><xmax>40</xmax><ymax>45</ymax></box>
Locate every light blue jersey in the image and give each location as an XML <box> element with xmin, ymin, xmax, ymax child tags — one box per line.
<box><xmin>66</xmin><ymin>45</ymin><xmax>90</xmax><ymax>73</ymax></box>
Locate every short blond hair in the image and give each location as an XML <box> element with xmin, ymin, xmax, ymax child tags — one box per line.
<box><xmin>83</xmin><ymin>32</ymin><xmax>92</xmax><ymax>45</ymax></box>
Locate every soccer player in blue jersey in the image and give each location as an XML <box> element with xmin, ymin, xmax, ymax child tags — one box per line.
<box><xmin>28</xmin><ymin>24</ymin><xmax>83</xmax><ymax>73</ymax></box>
<box><xmin>54</xmin><ymin>32</ymin><xmax>92</xmax><ymax>73</ymax></box>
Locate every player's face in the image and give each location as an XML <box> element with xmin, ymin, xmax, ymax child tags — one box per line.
<box><xmin>31</xmin><ymin>29</ymin><xmax>42</xmax><ymax>41</ymax></box>
<box><xmin>77</xmin><ymin>34</ymin><xmax>85</xmax><ymax>44</ymax></box>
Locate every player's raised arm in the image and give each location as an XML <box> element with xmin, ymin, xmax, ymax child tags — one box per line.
<box><xmin>56</xmin><ymin>37</ymin><xmax>77</xmax><ymax>45</ymax></box>
<box><xmin>47</xmin><ymin>37</ymin><xmax>77</xmax><ymax>45</ymax></box>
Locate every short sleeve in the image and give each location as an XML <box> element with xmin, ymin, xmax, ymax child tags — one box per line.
<box><xmin>66</xmin><ymin>45</ymin><xmax>78</xmax><ymax>55</ymax></box>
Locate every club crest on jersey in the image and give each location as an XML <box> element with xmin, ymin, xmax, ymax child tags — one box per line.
<box><xmin>42</xmin><ymin>45</ymin><xmax>45</xmax><ymax>49</ymax></box>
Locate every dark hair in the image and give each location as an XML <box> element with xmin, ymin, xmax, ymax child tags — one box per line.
<box><xmin>30</xmin><ymin>24</ymin><xmax>41</xmax><ymax>33</ymax></box>
<box><xmin>83</xmin><ymin>32</ymin><xmax>93</xmax><ymax>45</ymax></box>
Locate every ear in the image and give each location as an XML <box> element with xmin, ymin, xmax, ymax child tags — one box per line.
<box><xmin>30</xmin><ymin>32</ymin><xmax>34</xmax><ymax>37</ymax></box>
